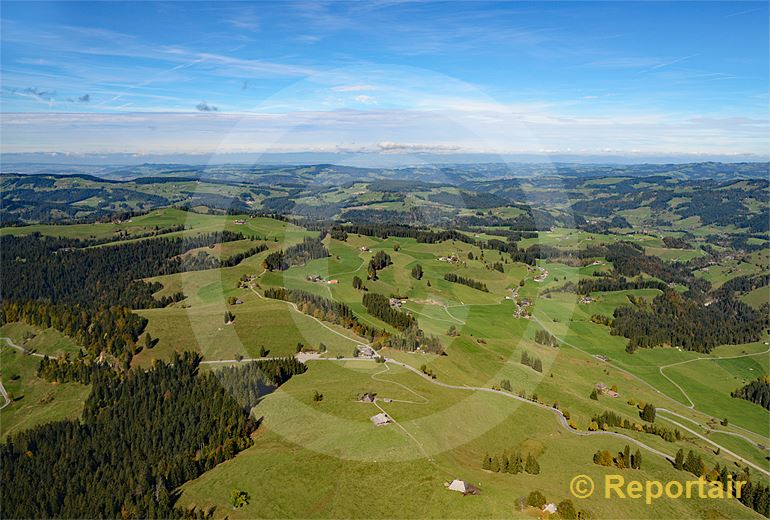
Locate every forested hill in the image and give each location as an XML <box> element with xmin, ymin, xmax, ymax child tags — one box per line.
<box><xmin>2</xmin><ymin>163</ymin><xmax>768</xmax><ymax>229</ymax></box>
<box><xmin>0</xmin><ymin>353</ymin><xmax>306</xmax><ymax>518</ymax></box>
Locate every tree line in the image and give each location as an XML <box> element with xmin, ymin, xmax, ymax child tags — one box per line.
<box><xmin>534</xmin><ymin>329</ymin><xmax>558</xmax><ymax>347</ymax></box>
<box><xmin>593</xmin><ymin>444</ymin><xmax>642</xmax><ymax>470</ymax></box>
<box><xmin>482</xmin><ymin>450</ymin><xmax>540</xmax><ymax>474</ymax></box>
<box><xmin>264</xmin><ymin>287</ymin><xmax>382</xmax><ymax>341</ymax></box>
<box><xmin>674</xmin><ymin>449</ymin><xmax>770</xmax><ymax>517</ymax></box>
<box><xmin>591</xmin><ymin>409</ymin><xmax>685</xmax><ymax>443</ymax></box>
<box><xmin>520</xmin><ymin>350</ymin><xmax>543</xmax><ymax>372</ymax></box>
<box><xmin>731</xmin><ymin>376</ymin><xmax>770</xmax><ymax>410</ymax></box>
<box><xmin>443</xmin><ymin>273</ymin><xmax>489</xmax><ymax>292</ymax></box>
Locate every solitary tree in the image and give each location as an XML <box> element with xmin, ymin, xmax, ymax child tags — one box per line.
<box><xmin>230</xmin><ymin>490</ymin><xmax>250</xmax><ymax>509</ymax></box>
<box><xmin>558</xmin><ymin>500</ymin><xmax>577</xmax><ymax>520</ymax></box>
<box><xmin>526</xmin><ymin>490</ymin><xmax>546</xmax><ymax>508</ymax></box>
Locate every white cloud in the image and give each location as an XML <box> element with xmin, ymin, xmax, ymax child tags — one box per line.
<box><xmin>331</xmin><ymin>85</ymin><xmax>376</xmax><ymax>92</ymax></box>
<box><xmin>354</xmin><ymin>94</ymin><xmax>376</xmax><ymax>104</ymax></box>
<box><xmin>1</xmin><ymin>109</ymin><xmax>766</xmax><ymax>158</ymax></box>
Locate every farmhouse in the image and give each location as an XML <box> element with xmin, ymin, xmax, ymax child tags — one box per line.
<box><xmin>595</xmin><ymin>382</ymin><xmax>619</xmax><ymax>397</ymax></box>
<box><xmin>359</xmin><ymin>393</ymin><xmax>376</xmax><ymax>403</ymax></box>
<box><xmin>357</xmin><ymin>345</ymin><xmax>376</xmax><ymax>358</ymax></box>
<box><xmin>233</xmin><ymin>219</ymin><xmax>246</xmax><ymax>225</ymax></box>
<box><xmin>370</xmin><ymin>412</ymin><xmax>392</xmax><ymax>426</ymax></box>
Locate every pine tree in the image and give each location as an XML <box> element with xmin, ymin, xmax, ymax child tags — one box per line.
<box><xmin>633</xmin><ymin>449</ymin><xmax>642</xmax><ymax>469</ymax></box>
<box><xmin>525</xmin><ymin>454</ymin><xmax>540</xmax><ymax>474</ymax></box>
<box><xmin>622</xmin><ymin>445</ymin><xmax>631</xmax><ymax>469</ymax></box>
<box><xmin>490</xmin><ymin>455</ymin><xmax>500</xmax><ymax>472</ymax></box>
<box><xmin>482</xmin><ymin>453</ymin><xmax>491</xmax><ymax>470</ymax></box>
<box><xmin>640</xmin><ymin>403</ymin><xmax>656</xmax><ymax>422</ymax></box>
<box><xmin>674</xmin><ymin>448</ymin><xmax>684</xmax><ymax>470</ymax></box>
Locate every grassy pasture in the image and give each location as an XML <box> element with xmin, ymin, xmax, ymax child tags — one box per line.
<box><xmin>179</xmin><ymin>359</ymin><xmax>763</xmax><ymax>519</ymax></box>
<box><xmin>0</xmin><ymin>324</ymin><xmax>89</xmax><ymax>439</ymax></box>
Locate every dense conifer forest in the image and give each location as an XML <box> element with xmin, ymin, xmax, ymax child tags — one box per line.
<box><xmin>262</xmin><ymin>237</ymin><xmax>329</xmax><ymax>271</ymax></box>
<box><xmin>1</xmin><ymin>353</ymin><xmax>305</xmax><ymax>518</ymax></box>
<box><xmin>0</xmin><ymin>231</ymin><xmax>247</xmax><ymax>309</ymax></box>
<box><xmin>611</xmin><ymin>291</ymin><xmax>768</xmax><ymax>353</ymax></box>
<box><xmin>1</xmin><ymin>300</ymin><xmax>146</xmax><ymax>358</ymax></box>
<box><xmin>362</xmin><ymin>292</ymin><xmax>417</xmax><ymax>331</ymax></box>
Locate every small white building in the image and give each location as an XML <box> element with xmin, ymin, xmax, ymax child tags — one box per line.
<box><xmin>371</xmin><ymin>412</ymin><xmax>392</xmax><ymax>426</ymax></box>
<box><xmin>543</xmin><ymin>503</ymin><xmax>557</xmax><ymax>514</ymax></box>
<box><xmin>446</xmin><ymin>479</ymin><xmax>479</xmax><ymax>495</ymax></box>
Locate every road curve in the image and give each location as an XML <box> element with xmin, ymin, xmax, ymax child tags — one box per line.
<box><xmin>531</xmin><ymin>316</ymin><xmax>770</xmax><ymax>445</ymax></box>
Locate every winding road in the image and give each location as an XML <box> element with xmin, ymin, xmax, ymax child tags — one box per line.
<box><xmin>657</xmin><ymin>346</ymin><xmax>770</xmax><ymax>410</ymax></box>
<box><xmin>532</xmin><ymin>316</ymin><xmax>770</xmax><ymax>446</ymax></box>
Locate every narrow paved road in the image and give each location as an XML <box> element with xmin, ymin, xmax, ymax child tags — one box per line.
<box><xmin>380</xmin><ymin>357</ymin><xmax>674</xmax><ymax>462</ymax></box>
<box><xmin>658</xmin><ymin>346</ymin><xmax>770</xmax><ymax>410</ymax></box>
<box><xmin>248</xmin><ymin>285</ymin><xmax>369</xmax><ymax>347</ymax></box>
<box><xmin>531</xmin><ymin>316</ymin><xmax>770</xmax><ymax>446</ymax></box>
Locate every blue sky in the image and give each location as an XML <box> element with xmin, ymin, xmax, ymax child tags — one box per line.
<box><xmin>1</xmin><ymin>1</ymin><xmax>768</xmax><ymax>160</ymax></box>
